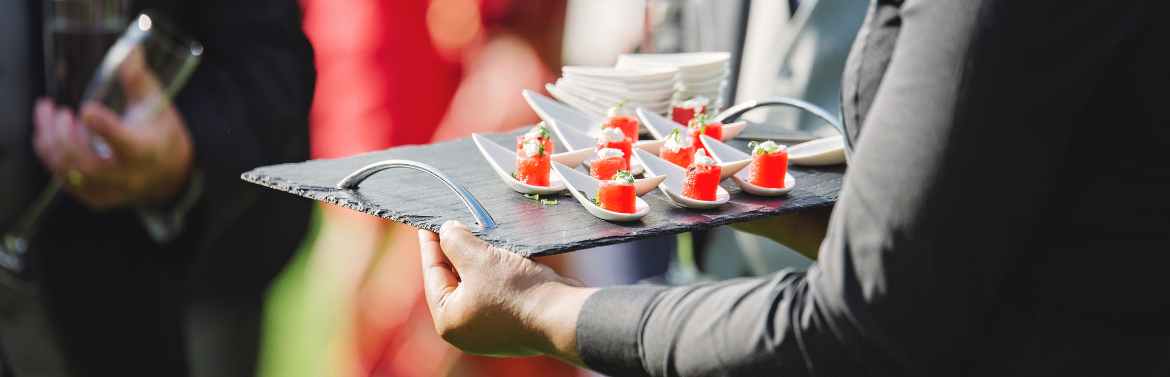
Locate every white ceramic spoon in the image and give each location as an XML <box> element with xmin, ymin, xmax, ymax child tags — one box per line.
<box><xmin>472</xmin><ymin>134</ymin><xmax>573</xmax><ymax>195</ymax></box>
<box><xmin>576</xmin><ymin>155</ymin><xmax>666</xmax><ymax>196</ymax></box>
<box><xmin>788</xmin><ymin>135</ymin><xmax>846</xmax><ymax>166</ymax></box>
<box><xmin>544</xmin><ymin>121</ymin><xmax>647</xmax><ymax>175</ymax></box>
<box><xmin>522</xmin><ymin>89</ymin><xmax>603</xmax><ymax>135</ymax></box>
<box><xmin>632</xmin><ymin>139</ymin><xmax>748</xmax><ymax>180</ymax></box>
<box><xmin>634</xmin><ymin>139</ymin><xmax>665</xmax><ymax>155</ymax></box>
<box><xmin>551</xmin><ymin>162</ymin><xmax>650</xmax><ymax>222</ymax></box>
<box><xmin>700</xmin><ymin>135</ymin><xmax>796</xmax><ymax>196</ymax></box>
<box><xmin>634</xmin><ymin>149</ymin><xmax>735</xmax><ymax>209</ymax></box>
<box><xmin>637</xmin><ymin>107</ymin><xmax>747</xmax><ymax>141</ymax></box>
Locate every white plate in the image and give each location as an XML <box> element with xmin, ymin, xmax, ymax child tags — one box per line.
<box><xmin>523</xmin><ymin>89</ymin><xmax>603</xmax><ymax>134</ymax></box>
<box><xmin>699</xmin><ymin>135</ymin><xmax>795</xmax><ymax>196</ymax></box>
<box><xmin>789</xmin><ymin>135</ymin><xmax>847</xmax><ymax>166</ymax></box>
<box><xmin>677</xmin><ymin>80</ymin><xmax>727</xmax><ymax>94</ymax></box>
<box><xmin>560</xmin><ymin>75</ymin><xmax>676</xmax><ymax>92</ymax></box>
<box><xmin>637</xmin><ymin>107</ymin><xmax>747</xmax><ymax>141</ymax></box>
<box><xmin>472</xmin><ymin>134</ymin><xmax>566</xmax><ymax>195</ymax></box>
<box><xmin>562</xmin><ymin>65</ymin><xmax>678</xmax><ymax>83</ymax></box>
<box><xmin>675</xmin><ymin>89</ymin><xmax>724</xmax><ymax>100</ymax></box>
<box><xmin>616</xmin><ymin>52</ymin><xmax>730</xmax><ymax>74</ymax></box>
<box><xmin>678</xmin><ymin>68</ymin><xmax>729</xmax><ymax>83</ymax></box>
<box><xmin>680</xmin><ymin>73</ymin><xmax>727</xmax><ymax>88</ymax></box>
<box><xmin>558</xmin><ymin>82</ymin><xmax>673</xmax><ymax>105</ymax></box>
<box><xmin>552</xmin><ymin>162</ymin><xmax>650</xmax><ymax>222</ymax></box>
<box><xmin>556</xmin><ymin>82</ymin><xmax>671</xmax><ymax>112</ymax></box>
<box><xmin>634</xmin><ymin>148</ymin><xmax>733</xmax><ymax>209</ymax></box>
<box><xmin>552</xmin><ymin>84</ymin><xmax>670</xmax><ymax>116</ymax></box>
<box><xmin>557</xmin><ymin>81</ymin><xmax>672</xmax><ymax>108</ymax></box>
<box><xmin>559</xmin><ymin>78</ymin><xmax>675</xmax><ymax>101</ymax></box>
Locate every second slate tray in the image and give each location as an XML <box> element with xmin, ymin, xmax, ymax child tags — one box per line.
<box><xmin>241</xmin><ymin>128</ymin><xmax>844</xmax><ymax>257</ymax></box>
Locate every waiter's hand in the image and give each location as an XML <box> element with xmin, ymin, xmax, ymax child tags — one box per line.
<box><xmin>418</xmin><ymin>221</ymin><xmax>596</xmax><ymax>364</ymax></box>
<box><xmin>32</xmin><ymin>49</ymin><xmax>193</xmax><ymax>210</ymax></box>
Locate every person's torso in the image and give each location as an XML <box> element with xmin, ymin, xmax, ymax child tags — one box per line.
<box><xmin>841</xmin><ymin>0</ymin><xmax>1170</xmax><ymax>374</ymax></box>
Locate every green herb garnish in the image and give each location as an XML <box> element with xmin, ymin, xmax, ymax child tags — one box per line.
<box><xmin>523</xmin><ymin>193</ymin><xmax>559</xmax><ymax>206</ymax></box>
<box><xmin>533</xmin><ymin>122</ymin><xmax>552</xmax><ymax>139</ymax></box>
<box><xmin>748</xmin><ymin>140</ymin><xmax>783</xmax><ymax>155</ymax></box>
<box><xmin>613</xmin><ymin>170</ymin><xmax>635</xmax><ymax>184</ymax></box>
<box><xmin>688</xmin><ymin>112</ymin><xmax>712</xmax><ymax>134</ymax></box>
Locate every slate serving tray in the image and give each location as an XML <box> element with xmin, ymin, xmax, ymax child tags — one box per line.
<box><xmin>241</xmin><ymin>128</ymin><xmax>844</xmax><ymax>257</ymax></box>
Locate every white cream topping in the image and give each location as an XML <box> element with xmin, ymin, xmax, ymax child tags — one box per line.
<box><xmin>610</xmin><ymin>170</ymin><xmax>635</xmax><ymax>184</ymax></box>
<box><xmin>597</xmin><ymin>127</ymin><xmax>626</xmax><ymax>143</ymax></box>
<box><xmin>664</xmin><ymin>131</ymin><xmax>690</xmax><ymax>153</ymax></box>
<box><xmin>596</xmin><ymin>147</ymin><xmax>625</xmax><ymax>159</ymax></box>
<box><xmin>522</xmin><ymin>139</ymin><xmax>542</xmax><ymax>157</ymax></box>
<box><xmin>693</xmin><ymin>149</ymin><xmax>715</xmax><ymax>165</ymax></box>
<box><xmin>753</xmin><ymin>140</ymin><xmax>786</xmax><ymax>154</ymax></box>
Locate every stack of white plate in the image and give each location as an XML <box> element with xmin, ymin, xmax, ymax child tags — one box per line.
<box><xmin>615</xmin><ymin>52</ymin><xmax>730</xmax><ymax>108</ymax></box>
<box><xmin>547</xmin><ymin>65</ymin><xmax>678</xmax><ymax>117</ymax></box>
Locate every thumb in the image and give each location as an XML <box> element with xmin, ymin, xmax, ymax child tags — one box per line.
<box><xmin>438</xmin><ymin>220</ymin><xmax>491</xmax><ymax>268</ymax></box>
<box><xmin>80</xmin><ymin>102</ymin><xmax>135</xmax><ymax>156</ymax></box>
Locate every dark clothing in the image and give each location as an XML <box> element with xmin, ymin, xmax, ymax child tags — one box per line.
<box><xmin>577</xmin><ymin>0</ymin><xmax>1170</xmax><ymax>376</ymax></box>
<box><xmin>0</xmin><ymin>1</ymin><xmax>314</xmax><ymax>376</ymax></box>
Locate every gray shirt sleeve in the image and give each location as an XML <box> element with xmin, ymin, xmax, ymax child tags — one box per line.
<box><xmin>575</xmin><ymin>0</ymin><xmax>1156</xmax><ymax>375</ymax></box>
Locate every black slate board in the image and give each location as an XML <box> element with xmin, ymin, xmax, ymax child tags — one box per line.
<box><xmin>241</xmin><ymin>129</ymin><xmax>844</xmax><ymax>257</ymax></box>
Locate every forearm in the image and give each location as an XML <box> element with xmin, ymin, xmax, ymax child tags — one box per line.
<box><xmin>573</xmin><ymin>272</ymin><xmax>847</xmax><ymax>377</ymax></box>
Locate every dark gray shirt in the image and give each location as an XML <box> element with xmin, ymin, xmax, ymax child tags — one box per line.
<box><xmin>576</xmin><ymin>0</ymin><xmax>1170</xmax><ymax>376</ymax></box>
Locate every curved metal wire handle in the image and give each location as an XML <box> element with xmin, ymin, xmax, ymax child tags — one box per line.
<box><xmin>713</xmin><ymin>96</ymin><xmax>852</xmax><ymax>162</ymax></box>
<box><xmin>336</xmin><ymin>160</ymin><xmax>497</xmax><ymax>231</ymax></box>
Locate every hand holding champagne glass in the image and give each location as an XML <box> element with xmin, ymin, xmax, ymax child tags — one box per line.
<box><xmin>35</xmin><ymin>26</ymin><xmax>198</xmax><ymax>208</ymax></box>
<box><xmin>1</xmin><ymin>9</ymin><xmax>201</xmax><ymax>274</ymax></box>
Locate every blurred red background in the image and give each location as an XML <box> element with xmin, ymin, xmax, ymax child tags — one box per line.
<box><xmin>295</xmin><ymin>0</ymin><xmax>578</xmax><ymax>376</ymax></box>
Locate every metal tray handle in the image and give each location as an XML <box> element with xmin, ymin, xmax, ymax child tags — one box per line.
<box><xmin>713</xmin><ymin>96</ymin><xmax>853</xmax><ymax>162</ymax></box>
<box><xmin>336</xmin><ymin>160</ymin><xmax>497</xmax><ymax>231</ymax></box>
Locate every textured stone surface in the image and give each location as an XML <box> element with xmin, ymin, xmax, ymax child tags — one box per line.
<box><xmin>241</xmin><ymin>129</ymin><xmax>844</xmax><ymax>257</ymax></box>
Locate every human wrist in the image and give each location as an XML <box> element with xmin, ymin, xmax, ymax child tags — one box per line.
<box><xmin>523</xmin><ymin>281</ymin><xmax>598</xmax><ymax>366</ymax></box>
